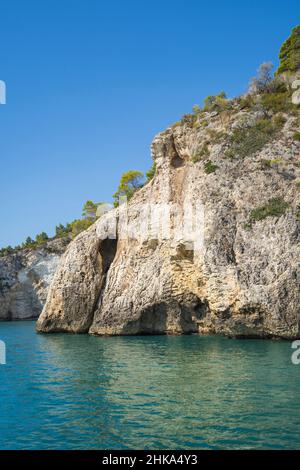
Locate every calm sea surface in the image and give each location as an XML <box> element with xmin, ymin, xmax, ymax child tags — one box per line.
<box><xmin>0</xmin><ymin>321</ymin><xmax>299</xmax><ymax>449</ymax></box>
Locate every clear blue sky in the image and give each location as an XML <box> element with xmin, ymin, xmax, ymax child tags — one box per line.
<box><xmin>0</xmin><ymin>0</ymin><xmax>299</xmax><ymax>247</ymax></box>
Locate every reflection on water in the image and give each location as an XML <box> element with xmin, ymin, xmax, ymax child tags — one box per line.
<box><xmin>0</xmin><ymin>321</ymin><xmax>299</xmax><ymax>449</ymax></box>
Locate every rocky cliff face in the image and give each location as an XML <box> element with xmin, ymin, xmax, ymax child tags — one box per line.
<box><xmin>0</xmin><ymin>238</ymin><xmax>68</xmax><ymax>320</ymax></box>
<box><xmin>37</xmin><ymin>95</ymin><xmax>300</xmax><ymax>339</ymax></box>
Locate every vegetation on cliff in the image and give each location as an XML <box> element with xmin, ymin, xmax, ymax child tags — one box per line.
<box><xmin>276</xmin><ymin>25</ymin><xmax>300</xmax><ymax>75</ymax></box>
<box><xmin>0</xmin><ymin>166</ymin><xmax>155</xmax><ymax>257</ymax></box>
<box><xmin>0</xmin><ymin>201</ymin><xmax>100</xmax><ymax>257</ymax></box>
<box><xmin>113</xmin><ymin>170</ymin><xmax>145</xmax><ymax>207</ymax></box>
<box><xmin>2</xmin><ymin>27</ymin><xmax>299</xmax><ymax>259</ymax></box>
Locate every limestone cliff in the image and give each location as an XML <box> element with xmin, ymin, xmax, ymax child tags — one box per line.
<box><xmin>0</xmin><ymin>238</ymin><xmax>68</xmax><ymax>320</ymax></box>
<box><xmin>37</xmin><ymin>92</ymin><xmax>300</xmax><ymax>338</ymax></box>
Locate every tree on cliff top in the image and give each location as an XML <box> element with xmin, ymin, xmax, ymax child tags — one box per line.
<box><xmin>35</xmin><ymin>232</ymin><xmax>49</xmax><ymax>245</ymax></box>
<box><xmin>82</xmin><ymin>200</ymin><xmax>111</xmax><ymax>220</ymax></box>
<box><xmin>113</xmin><ymin>170</ymin><xmax>144</xmax><ymax>207</ymax></box>
<box><xmin>276</xmin><ymin>25</ymin><xmax>300</xmax><ymax>75</ymax></box>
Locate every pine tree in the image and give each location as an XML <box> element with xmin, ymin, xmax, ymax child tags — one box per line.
<box><xmin>276</xmin><ymin>25</ymin><xmax>300</xmax><ymax>75</ymax></box>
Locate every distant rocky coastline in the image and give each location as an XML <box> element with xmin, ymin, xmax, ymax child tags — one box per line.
<box><xmin>0</xmin><ymin>238</ymin><xmax>68</xmax><ymax>321</ymax></box>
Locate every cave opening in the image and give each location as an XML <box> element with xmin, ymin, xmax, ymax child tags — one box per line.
<box><xmin>99</xmin><ymin>238</ymin><xmax>118</xmax><ymax>275</ymax></box>
<box><xmin>171</xmin><ymin>154</ymin><xmax>184</xmax><ymax>169</ymax></box>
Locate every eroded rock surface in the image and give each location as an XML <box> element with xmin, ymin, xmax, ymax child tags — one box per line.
<box><xmin>37</xmin><ymin>107</ymin><xmax>300</xmax><ymax>339</ymax></box>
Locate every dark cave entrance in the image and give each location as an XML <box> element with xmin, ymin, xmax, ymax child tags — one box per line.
<box><xmin>93</xmin><ymin>237</ymin><xmax>118</xmax><ymax>312</ymax></box>
<box><xmin>99</xmin><ymin>238</ymin><xmax>118</xmax><ymax>275</ymax></box>
<box><xmin>171</xmin><ymin>154</ymin><xmax>184</xmax><ymax>168</ymax></box>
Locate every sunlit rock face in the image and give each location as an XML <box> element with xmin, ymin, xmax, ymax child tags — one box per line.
<box><xmin>292</xmin><ymin>80</ymin><xmax>300</xmax><ymax>105</ymax></box>
<box><xmin>37</xmin><ymin>106</ymin><xmax>300</xmax><ymax>339</ymax></box>
<box><xmin>0</xmin><ymin>239</ymin><xmax>68</xmax><ymax>320</ymax></box>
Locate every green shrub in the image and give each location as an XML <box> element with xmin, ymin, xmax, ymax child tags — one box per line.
<box><xmin>207</xmin><ymin>129</ymin><xmax>226</xmax><ymax>144</ymax></box>
<box><xmin>181</xmin><ymin>113</ymin><xmax>197</xmax><ymax>127</ymax></box>
<box><xmin>192</xmin><ymin>104</ymin><xmax>202</xmax><ymax>114</ymax></box>
<box><xmin>293</xmin><ymin>132</ymin><xmax>300</xmax><ymax>141</ymax></box>
<box><xmin>273</xmin><ymin>114</ymin><xmax>286</xmax><ymax>127</ymax></box>
<box><xmin>172</xmin><ymin>121</ymin><xmax>181</xmax><ymax>128</ymax></box>
<box><xmin>0</xmin><ymin>246</ymin><xmax>14</xmax><ymax>257</ymax></box>
<box><xmin>71</xmin><ymin>219</ymin><xmax>94</xmax><ymax>238</ymax></box>
<box><xmin>35</xmin><ymin>232</ymin><xmax>49</xmax><ymax>245</ymax></box>
<box><xmin>268</xmin><ymin>79</ymin><xmax>288</xmax><ymax>94</ymax></box>
<box><xmin>146</xmin><ymin>162</ymin><xmax>156</xmax><ymax>181</ymax></box>
<box><xmin>55</xmin><ymin>223</ymin><xmax>71</xmax><ymax>238</ymax></box>
<box><xmin>276</xmin><ymin>25</ymin><xmax>300</xmax><ymax>75</ymax></box>
<box><xmin>224</xmin><ymin>149</ymin><xmax>236</xmax><ymax>160</ymax></box>
<box><xmin>250</xmin><ymin>197</ymin><xmax>289</xmax><ymax>222</ymax></box>
<box><xmin>204</xmin><ymin>91</ymin><xmax>229</xmax><ymax>112</ymax></box>
<box><xmin>225</xmin><ymin>117</ymin><xmax>284</xmax><ymax>159</ymax></box>
<box><xmin>204</xmin><ymin>160</ymin><xmax>219</xmax><ymax>174</ymax></box>
<box><xmin>261</xmin><ymin>158</ymin><xmax>282</xmax><ymax>169</ymax></box>
<box><xmin>192</xmin><ymin>143</ymin><xmax>210</xmax><ymax>163</ymax></box>
<box><xmin>239</xmin><ymin>94</ymin><xmax>255</xmax><ymax>110</ymax></box>
<box><xmin>261</xmin><ymin>91</ymin><xmax>291</xmax><ymax>113</ymax></box>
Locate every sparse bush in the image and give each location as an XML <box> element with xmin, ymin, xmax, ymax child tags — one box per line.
<box><xmin>261</xmin><ymin>91</ymin><xmax>291</xmax><ymax>113</ymax></box>
<box><xmin>250</xmin><ymin>197</ymin><xmax>289</xmax><ymax>222</ymax></box>
<box><xmin>273</xmin><ymin>114</ymin><xmax>286</xmax><ymax>127</ymax></box>
<box><xmin>0</xmin><ymin>246</ymin><xmax>14</xmax><ymax>257</ymax></box>
<box><xmin>207</xmin><ymin>129</ymin><xmax>226</xmax><ymax>144</ymax></box>
<box><xmin>55</xmin><ymin>223</ymin><xmax>71</xmax><ymax>238</ymax></box>
<box><xmin>268</xmin><ymin>79</ymin><xmax>288</xmax><ymax>94</ymax></box>
<box><xmin>261</xmin><ymin>158</ymin><xmax>282</xmax><ymax>169</ymax></box>
<box><xmin>225</xmin><ymin>117</ymin><xmax>284</xmax><ymax>159</ymax></box>
<box><xmin>146</xmin><ymin>162</ymin><xmax>156</xmax><ymax>181</ymax></box>
<box><xmin>35</xmin><ymin>232</ymin><xmax>49</xmax><ymax>245</ymax></box>
<box><xmin>24</xmin><ymin>236</ymin><xmax>35</xmax><ymax>247</ymax></box>
<box><xmin>71</xmin><ymin>219</ymin><xmax>94</xmax><ymax>239</ymax></box>
<box><xmin>192</xmin><ymin>143</ymin><xmax>210</xmax><ymax>163</ymax></box>
<box><xmin>293</xmin><ymin>132</ymin><xmax>300</xmax><ymax>141</ymax></box>
<box><xmin>181</xmin><ymin>113</ymin><xmax>197</xmax><ymax>127</ymax></box>
<box><xmin>192</xmin><ymin>104</ymin><xmax>202</xmax><ymax>114</ymax></box>
<box><xmin>224</xmin><ymin>149</ymin><xmax>236</xmax><ymax>160</ymax></box>
<box><xmin>172</xmin><ymin>121</ymin><xmax>181</xmax><ymax>128</ymax></box>
<box><xmin>239</xmin><ymin>94</ymin><xmax>255</xmax><ymax>110</ymax></box>
<box><xmin>204</xmin><ymin>91</ymin><xmax>229</xmax><ymax>112</ymax></box>
<box><xmin>204</xmin><ymin>160</ymin><xmax>219</xmax><ymax>174</ymax></box>
<box><xmin>249</xmin><ymin>62</ymin><xmax>274</xmax><ymax>94</ymax></box>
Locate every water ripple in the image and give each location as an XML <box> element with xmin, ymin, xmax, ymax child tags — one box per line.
<box><xmin>0</xmin><ymin>322</ymin><xmax>299</xmax><ymax>449</ymax></box>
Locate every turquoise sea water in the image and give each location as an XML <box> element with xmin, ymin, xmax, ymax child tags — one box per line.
<box><xmin>0</xmin><ymin>321</ymin><xmax>299</xmax><ymax>450</ymax></box>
